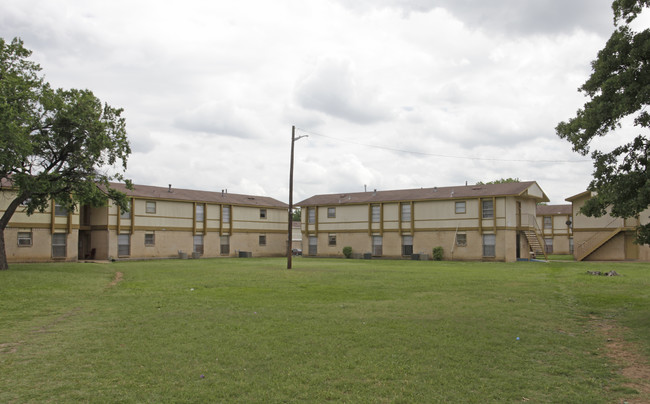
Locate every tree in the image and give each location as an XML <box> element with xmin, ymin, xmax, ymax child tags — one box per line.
<box><xmin>556</xmin><ymin>1</ymin><xmax>650</xmax><ymax>244</ymax></box>
<box><xmin>476</xmin><ymin>178</ymin><xmax>520</xmax><ymax>185</ymax></box>
<box><xmin>292</xmin><ymin>208</ymin><xmax>301</xmax><ymax>222</ymax></box>
<box><xmin>0</xmin><ymin>38</ymin><xmax>131</xmax><ymax>269</ymax></box>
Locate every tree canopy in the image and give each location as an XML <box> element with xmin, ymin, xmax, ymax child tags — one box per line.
<box><xmin>476</xmin><ymin>178</ymin><xmax>520</xmax><ymax>185</ymax></box>
<box><xmin>0</xmin><ymin>37</ymin><xmax>131</xmax><ymax>269</ymax></box>
<box><xmin>556</xmin><ymin>0</ymin><xmax>650</xmax><ymax>243</ymax></box>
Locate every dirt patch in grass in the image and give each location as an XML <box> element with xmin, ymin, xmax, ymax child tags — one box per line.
<box><xmin>594</xmin><ymin>317</ymin><xmax>650</xmax><ymax>403</ymax></box>
<box><xmin>107</xmin><ymin>271</ymin><xmax>124</xmax><ymax>288</ymax></box>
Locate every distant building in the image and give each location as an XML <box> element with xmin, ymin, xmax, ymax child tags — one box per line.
<box><xmin>566</xmin><ymin>191</ymin><xmax>650</xmax><ymax>261</ymax></box>
<box><xmin>535</xmin><ymin>204</ymin><xmax>573</xmax><ymax>255</ymax></box>
<box><xmin>1</xmin><ymin>180</ymin><xmax>288</xmax><ymax>262</ymax></box>
<box><xmin>297</xmin><ymin>181</ymin><xmax>549</xmax><ymax>262</ymax></box>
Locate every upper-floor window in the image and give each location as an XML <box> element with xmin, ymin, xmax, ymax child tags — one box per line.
<box><xmin>120</xmin><ymin>209</ymin><xmax>131</xmax><ymax>219</ymax></box>
<box><xmin>327</xmin><ymin>207</ymin><xmax>336</xmax><ymax>218</ymax></box>
<box><xmin>371</xmin><ymin>205</ymin><xmax>380</xmax><ymax>223</ymax></box>
<box><xmin>196</xmin><ymin>204</ymin><xmax>204</xmax><ymax>222</ymax></box>
<box><xmin>260</xmin><ymin>208</ymin><xmax>267</xmax><ymax>219</ymax></box>
<box><xmin>222</xmin><ymin>205</ymin><xmax>231</xmax><ymax>223</ymax></box>
<box><xmin>544</xmin><ymin>216</ymin><xmax>552</xmax><ymax>229</ymax></box>
<box><xmin>482</xmin><ymin>200</ymin><xmax>494</xmax><ymax>219</ymax></box>
<box><xmin>146</xmin><ymin>201</ymin><xmax>156</xmax><ymax>214</ymax></box>
<box><xmin>54</xmin><ymin>202</ymin><xmax>68</xmax><ymax>217</ymax></box>
<box><xmin>401</xmin><ymin>203</ymin><xmax>411</xmax><ymax>222</ymax></box>
<box><xmin>308</xmin><ymin>207</ymin><xmax>316</xmax><ymax>224</ymax></box>
<box><xmin>455</xmin><ymin>201</ymin><xmax>466</xmax><ymax>214</ymax></box>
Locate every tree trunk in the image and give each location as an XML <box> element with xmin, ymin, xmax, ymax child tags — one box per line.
<box><xmin>0</xmin><ymin>193</ymin><xmax>29</xmax><ymax>270</ymax></box>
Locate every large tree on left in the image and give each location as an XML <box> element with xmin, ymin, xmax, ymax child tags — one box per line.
<box><xmin>0</xmin><ymin>37</ymin><xmax>131</xmax><ymax>270</ymax></box>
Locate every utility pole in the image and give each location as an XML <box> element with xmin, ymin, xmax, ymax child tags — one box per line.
<box><xmin>287</xmin><ymin>126</ymin><xmax>307</xmax><ymax>269</ymax></box>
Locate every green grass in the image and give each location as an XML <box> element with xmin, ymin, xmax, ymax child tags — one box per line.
<box><xmin>547</xmin><ymin>254</ymin><xmax>575</xmax><ymax>261</ymax></box>
<box><xmin>1</xmin><ymin>258</ymin><xmax>649</xmax><ymax>403</ymax></box>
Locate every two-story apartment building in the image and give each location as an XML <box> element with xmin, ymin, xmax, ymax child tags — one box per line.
<box><xmin>1</xmin><ymin>180</ymin><xmax>288</xmax><ymax>263</ymax></box>
<box><xmin>535</xmin><ymin>204</ymin><xmax>573</xmax><ymax>255</ymax></box>
<box><xmin>297</xmin><ymin>181</ymin><xmax>549</xmax><ymax>262</ymax></box>
<box><xmin>566</xmin><ymin>191</ymin><xmax>650</xmax><ymax>261</ymax></box>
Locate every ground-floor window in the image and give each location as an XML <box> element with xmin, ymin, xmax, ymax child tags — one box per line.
<box><xmin>145</xmin><ymin>233</ymin><xmax>155</xmax><ymax>246</ymax></box>
<box><xmin>308</xmin><ymin>236</ymin><xmax>318</xmax><ymax>256</ymax></box>
<box><xmin>372</xmin><ymin>235</ymin><xmax>383</xmax><ymax>256</ymax></box>
<box><xmin>259</xmin><ymin>234</ymin><xmax>266</xmax><ymax>246</ymax></box>
<box><xmin>402</xmin><ymin>235</ymin><xmax>413</xmax><ymax>256</ymax></box>
<box><xmin>18</xmin><ymin>231</ymin><xmax>33</xmax><ymax>247</ymax></box>
<box><xmin>52</xmin><ymin>233</ymin><xmax>67</xmax><ymax>258</ymax></box>
<box><xmin>118</xmin><ymin>234</ymin><xmax>130</xmax><ymax>257</ymax></box>
<box><xmin>328</xmin><ymin>234</ymin><xmax>336</xmax><ymax>246</ymax></box>
<box><xmin>456</xmin><ymin>233</ymin><xmax>467</xmax><ymax>247</ymax></box>
<box><xmin>544</xmin><ymin>237</ymin><xmax>553</xmax><ymax>254</ymax></box>
<box><xmin>220</xmin><ymin>235</ymin><xmax>230</xmax><ymax>255</ymax></box>
<box><xmin>193</xmin><ymin>235</ymin><xmax>204</xmax><ymax>255</ymax></box>
<box><xmin>482</xmin><ymin>234</ymin><xmax>496</xmax><ymax>257</ymax></box>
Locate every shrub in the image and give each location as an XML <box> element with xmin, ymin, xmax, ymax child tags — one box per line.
<box><xmin>432</xmin><ymin>246</ymin><xmax>444</xmax><ymax>261</ymax></box>
<box><xmin>343</xmin><ymin>246</ymin><xmax>353</xmax><ymax>259</ymax></box>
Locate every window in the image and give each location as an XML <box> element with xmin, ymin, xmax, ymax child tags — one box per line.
<box><xmin>220</xmin><ymin>235</ymin><xmax>230</xmax><ymax>255</ymax></box>
<box><xmin>327</xmin><ymin>207</ymin><xmax>336</xmax><ymax>218</ymax></box>
<box><xmin>145</xmin><ymin>233</ymin><xmax>155</xmax><ymax>246</ymax></box>
<box><xmin>482</xmin><ymin>200</ymin><xmax>494</xmax><ymax>219</ymax></box>
<box><xmin>544</xmin><ymin>238</ymin><xmax>553</xmax><ymax>254</ymax></box>
<box><xmin>482</xmin><ymin>234</ymin><xmax>496</xmax><ymax>257</ymax></box>
<box><xmin>401</xmin><ymin>203</ymin><xmax>411</xmax><ymax>222</ymax></box>
<box><xmin>308</xmin><ymin>207</ymin><xmax>315</xmax><ymax>224</ymax></box>
<box><xmin>260</xmin><ymin>209</ymin><xmax>267</xmax><ymax>219</ymax></box>
<box><xmin>54</xmin><ymin>202</ymin><xmax>68</xmax><ymax>217</ymax></box>
<box><xmin>52</xmin><ymin>233</ymin><xmax>67</xmax><ymax>258</ymax></box>
<box><xmin>544</xmin><ymin>216</ymin><xmax>552</xmax><ymax>229</ymax></box>
<box><xmin>371</xmin><ymin>205</ymin><xmax>380</xmax><ymax>223</ymax></box>
<box><xmin>17</xmin><ymin>232</ymin><xmax>32</xmax><ymax>247</ymax></box>
<box><xmin>372</xmin><ymin>236</ymin><xmax>383</xmax><ymax>256</ymax></box>
<box><xmin>120</xmin><ymin>209</ymin><xmax>131</xmax><ymax>219</ymax></box>
<box><xmin>402</xmin><ymin>235</ymin><xmax>413</xmax><ymax>256</ymax></box>
<box><xmin>118</xmin><ymin>234</ymin><xmax>130</xmax><ymax>256</ymax></box>
<box><xmin>456</xmin><ymin>233</ymin><xmax>467</xmax><ymax>246</ymax></box>
<box><xmin>328</xmin><ymin>234</ymin><xmax>336</xmax><ymax>246</ymax></box>
<box><xmin>308</xmin><ymin>236</ymin><xmax>318</xmax><ymax>256</ymax></box>
<box><xmin>146</xmin><ymin>201</ymin><xmax>156</xmax><ymax>214</ymax></box>
<box><xmin>196</xmin><ymin>204</ymin><xmax>204</xmax><ymax>222</ymax></box>
<box><xmin>222</xmin><ymin>206</ymin><xmax>231</xmax><ymax>223</ymax></box>
<box><xmin>455</xmin><ymin>201</ymin><xmax>466</xmax><ymax>214</ymax></box>
<box><xmin>193</xmin><ymin>235</ymin><xmax>204</xmax><ymax>255</ymax></box>
<box><xmin>259</xmin><ymin>234</ymin><xmax>267</xmax><ymax>246</ymax></box>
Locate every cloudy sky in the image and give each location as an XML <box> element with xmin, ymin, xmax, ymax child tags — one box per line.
<box><xmin>2</xmin><ymin>0</ymin><xmax>640</xmax><ymax>205</ymax></box>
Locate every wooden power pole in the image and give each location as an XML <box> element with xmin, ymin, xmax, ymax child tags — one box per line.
<box><xmin>287</xmin><ymin>126</ymin><xmax>306</xmax><ymax>269</ymax></box>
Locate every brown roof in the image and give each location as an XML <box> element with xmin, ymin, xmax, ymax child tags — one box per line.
<box><xmin>297</xmin><ymin>181</ymin><xmax>548</xmax><ymax>206</ymax></box>
<box><xmin>109</xmin><ymin>182</ymin><xmax>288</xmax><ymax>208</ymax></box>
<box><xmin>536</xmin><ymin>204</ymin><xmax>571</xmax><ymax>216</ymax></box>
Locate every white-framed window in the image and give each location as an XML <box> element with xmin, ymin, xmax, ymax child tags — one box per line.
<box><xmin>54</xmin><ymin>202</ymin><xmax>68</xmax><ymax>217</ymax></box>
<box><xmin>52</xmin><ymin>233</ymin><xmax>67</xmax><ymax>258</ymax></box>
<box><xmin>327</xmin><ymin>207</ymin><xmax>336</xmax><ymax>218</ymax></box>
<box><xmin>118</xmin><ymin>234</ymin><xmax>130</xmax><ymax>256</ymax></box>
<box><xmin>401</xmin><ymin>203</ymin><xmax>411</xmax><ymax>222</ymax></box>
<box><xmin>308</xmin><ymin>236</ymin><xmax>318</xmax><ymax>256</ymax></box>
<box><xmin>544</xmin><ymin>237</ymin><xmax>553</xmax><ymax>254</ymax></box>
<box><xmin>402</xmin><ymin>235</ymin><xmax>413</xmax><ymax>256</ymax></box>
<box><xmin>196</xmin><ymin>204</ymin><xmax>204</xmax><ymax>222</ymax></box>
<box><xmin>544</xmin><ymin>216</ymin><xmax>552</xmax><ymax>229</ymax></box>
<box><xmin>222</xmin><ymin>206</ymin><xmax>231</xmax><ymax>223</ymax></box>
<box><xmin>259</xmin><ymin>234</ymin><xmax>267</xmax><ymax>246</ymax></box>
<box><xmin>456</xmin><ymin>233</ymin><xmax>467</xmax><ymax>246</ymax></box>
<box><xmin>17</xmin><ymin>231</ymin><xmax>32</xmax><ymax>247</ymax></box>
<box><xmin>260</xmin><ymin>208</ymin><xmax>267</xmax><ymax>219</ymax></box>
<box><xmin>372</xmin><ymin>235</ymin><xmax>383</xmax><ymax>256</ymax></box>
<box><xmin>308</xmin><ymin>207</ymin><xmax>316</xmax><ymax>224</ymax></box>
<box><xmin>193</xmin><ymin>235</ymin><xmax>204</xmax><ymax>255</ymax></box>
<box><xmin>328</xmin><ymin>234</ymin><xmax>336</xmax><ymax>246</ymax></box>
<box><xmin>371</xmin><ymin>205</ymin><xmax>380</xmax><ymax>223</ymax></box>
<box><xmin>145</xmin><ymin>201</ymin><xmax>156</xmax><ymax>214</ymax></box>
<box><xmin>482</xmin><ymin>234</ymin><xmax>496</xmax><ymax>257</ymax></box>
<box><xmin>145</xmin><ymin>233</ymin><xmax>155</xmax><ymax>246</ymax></box>
<box><xmin>220</xmin><ymin>235</ymin><xmax>230</xmax><ymax>255</ymax></box>
<box><xmin>482</xmin><ymin>200</ymin><xmax>494</xmax><ymax>219</ymax></box>
<box><xmin>455</xmin><ymin>201</ymin><xmax>466</xmax><ymax>214</ymax></box>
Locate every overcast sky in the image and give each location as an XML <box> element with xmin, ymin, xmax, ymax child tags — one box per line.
<box><xmin>2</xmin><ymin>0</ymin><xmax>640</xmax><ymax>205</ymax></box>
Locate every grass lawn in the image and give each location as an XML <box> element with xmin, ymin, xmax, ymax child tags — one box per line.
<box><xmin>1</xmin><ymin>258</ymin><xmax>649</xmax><ymax>403</ymax></box>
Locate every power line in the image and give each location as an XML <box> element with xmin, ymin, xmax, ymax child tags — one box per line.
<box><xmin>295</xmin><ymin>127</ymin><xmax>590</xmax><ymax>164</ymax></box>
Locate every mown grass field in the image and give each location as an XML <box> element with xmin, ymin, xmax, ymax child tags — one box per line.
<box><xmin>1</xmin><ymin>258</ymin><xmax>648</xmax><ymax>403</ymax></box>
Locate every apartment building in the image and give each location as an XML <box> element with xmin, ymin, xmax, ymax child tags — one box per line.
<box><xmin>535</xmin><ymin>204</ymin><xmax>573</xmax><ymax>255</ymax></box>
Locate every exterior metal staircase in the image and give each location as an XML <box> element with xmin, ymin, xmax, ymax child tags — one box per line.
<box><xmin>523</xmin><ymin>230</ymin><xmax>547</xmax><ymax>260</ymax></box>
<box><xmin>576</xmin><ymin>227</ymin><xmax>623</xmax><ymax>261</ymax></box>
